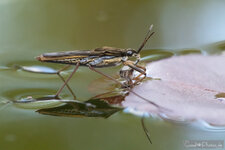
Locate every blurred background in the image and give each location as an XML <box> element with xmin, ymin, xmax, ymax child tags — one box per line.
<box><xmin>0</xmin><ymin>0</ymin><xmax>225</xmax><ymax>150</ymax></box>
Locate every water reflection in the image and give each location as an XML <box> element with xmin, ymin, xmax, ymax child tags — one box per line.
<box><xmin>15</xmin><ymin>65</ymin><xmax>58</xmax><ymax>74</ymax></box>
<box><xmin>0</xmin><ymin>66</ymin><xmax>10</xmax><ymax>70</ymax></box>
<box><xmin>191</xmin><ymin>120</ymin><xmax>225</xmax><ymax>132</ymax></box>
<box><xmin>1</xmin><ymin>48</ymin><xmax>224</xmax><ymax>125</ymax></box>
<box><xmin>13</xmin><ymin>96</ymin><xmax>68</xmax><ymax>109</ymax></box>
<box><xmin>37</xmin><ymin>98</ymin><xmax>122</xmax><ymax>118</ymax></box>
<box><xmin>2</xmin><ymin>88</ymin><xmax>59</xmax><ymax>100</ymax></box>
<box><xmin>140</xmin><ymin>49</ymin><xmax>174</xmax><ymax>62</ymax></box>
<box><xmin>174</xmin><ymin>49</ymin><xmax>202</xmax><ymax>56</ymax></box>
<box><xmin>1</xmin><ymin>95</ymin><xmax>122</xmax><ymax>118</ymax></box>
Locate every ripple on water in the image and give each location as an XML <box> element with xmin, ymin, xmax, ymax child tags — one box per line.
<box><xmin>1</xmin><ymin>89</ymin><xmax>74</xmax><ymax>110</ymax></box>
<box><xmin>9</xmin><ymin>60</ymin><xmax>60</xmax><ymax>74</ymax></box>
<box><xmin>159</xmin><ymin>113</ymin><xmax>194</xmax><ymax>125</ymax></box>
<box><xmin>191</xmin><ymin>120</ymin><xmax>225</xmax><ymax>132</ymax></box>
<box><xmin>174</xmin><ymin>49</ymin><xmax>202</xmax><ymax>55</ymax></box>
<box><xmin>13</xmin><ymin>97</ymin><xmax>73</xmax><ymax>110</ymax></box>
<box><xmin>123</xmin><ymin>108</ymin><xmax>225</xmax><ymax>131</ymax></box>
<box><xmin>3</xmin><ymin>60</ymin><xmax>79</xmax><ymax>80</ymax></box>
<box><xmin>140</xmin><ymin>49</ymin><xmax>174</xmax><ymax>62</ymax></box>
<box><xmin>1</xmin><ymin>88</ymin><xmax>69</xmax><ymax>100</ymax></box>
<box><xmin>155</xmin><ymin>114</ymin><xmax>225</xmax><ymax>132</ymax></box>
<box><xmin>6</xmin><ymin>60</ymin><xmax>72</xmax><ymax>74</ymax></box>
<box><xmin>123</xmin><ymin>107</ymin><xmax>150</xmax><ymax>117</ymax></box>
<box><xmin>0</xmin><ymin>66</ymin><xmax>10</xmax><ymax>70</ymax></box>
<box><xmin>139</xmin><ymin>49</ymin><xmax>203</xmax><ymax>62</ymax></box>
<box><xmin>215</xmin><ymin>93</ymin><xmax>225</xmax><ymax>102</ymax></box>
<box><xmin>15</xmin><ymin>65</ymin><xmax>58</xmax><ymax>74</ymax></box>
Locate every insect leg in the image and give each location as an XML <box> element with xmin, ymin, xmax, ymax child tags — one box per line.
<box><xmin>88</xmin><ymin>65</ymin><xmax>160</xmax><ymax>109</ymax></box>
<box><xmin>132</xmin><ymin>73</ymin><xmax>146</xmax><ymax>85</ymax></box>
<box><xmin>120</xmin><ymin>66</ymin><xmax>153</xmax><ymax>145</ymax></box>
<box><xmin>91</xmin><ymin>91</ymin><xmax>118</xmax><ymax>99</ymax></box>
<box><xmin>127</xmin><ymin>64</ymin><xmax>146</xmax><ymax>75</ymax></box>
<box><xmin>56</xmin><ymin>65</ymin><xmax>77</xmax><ymax>99</ymax></box>
<box><xmin>134</xmin><ymin>64</ymin><xmax>146</xmax><ymax>71</ymax></box>
<box><xmin>141</xmin><ymin>116</ymin><xmax>152</xmax><ymax>144</ymax></box>
<box><xmin>88</xmin><ymin>65</ymin><xmax>123</xmax><ymax>86</ymax></box>
<box><xmin>119</xmin><ymin>66</ymin><xmax>134</xmax><ymax>88</ymax></box>
<box><xmin>55</xmin><ymin>62</ymin><xmax>80</xmax><ymax>99</ymax></box>
<box><xmin>123</xmin><ymin>61</ymin><xmax>147</xmax><ymax>86</ymax></box>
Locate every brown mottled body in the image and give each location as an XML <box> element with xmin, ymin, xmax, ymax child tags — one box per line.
<box><xmin>37</xmin><ymin>47</ymin><xmax>138</xmax><ymax>68</ymax></box>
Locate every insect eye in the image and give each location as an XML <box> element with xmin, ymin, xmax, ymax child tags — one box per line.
<box><xmin>127</xmin><ymin>50</ymin><xmax>133</xmax><ymax>56</ymax></box>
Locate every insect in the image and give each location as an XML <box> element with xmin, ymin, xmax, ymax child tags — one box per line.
<box><xmin>36</xmin><ymin>25</ymin><xmax>155</xmax><ymax>100</ymax></box>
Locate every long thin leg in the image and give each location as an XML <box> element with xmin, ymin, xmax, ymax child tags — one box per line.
<box><xmin>141</xmin><ymin>117</ymin><xmax>152</xmax><ymax>144</ymax></box>
<box><xmin>133</xmin><ymin>73</ymin><xmax>145</xmax><ymax>81</ymax></box>
<box><xmin>132</xmin><ymin>66</ymin><xmax>147</xmax><ymax>85</ymax></box>
<box><xmin>88</xmin><ymin>65</ymin><xmax>160</xmax><ymax>109</ymax></box>
<box><xmin>135</xmin><ymin>64</ymin><xmax>146</xmax><ymax>71</ymax></box>
<box><xmin>56</xmin><ymin>65</ymin><xmax>77</xmax><ymax>99</ymax></box>
<box><xmin>123</xmin><ymin>61</ymin><xmax>146</xmax><ymax>75</ymax></box>
<box><xmin>57</xmin><ymin>74</ymin><xmax>77</xmax><ymax>99</ymax></box>
<box><xmin>133</xmin><ymin>73</ymin><xmax>146</xmax><ymax>85</ymax></box>
<box><xmin>91</xmin><ymin>91</ymin><xmax>116</xmax><ymax>99</ymax></box>
<box><xmin>55</xmin><ymin>63</ymin><xmax>80</xmax><ymax>99</ymax></box>
<box><xmin>88</xmin><ymin>65</ymin><xmax>124</xmax><ymax>87</ymax></box>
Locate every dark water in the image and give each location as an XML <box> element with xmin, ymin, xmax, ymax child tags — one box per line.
<box><xmin>0</xmin><ymin>0</ymin><xmax>225</xmax><ymax>150</ymax></box>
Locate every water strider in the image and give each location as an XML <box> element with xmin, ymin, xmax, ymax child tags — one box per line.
<box><xmin>36</xmin><ymin>25</ymin><xmax>155</xmax><ymax>101</ymax></box>
<box><xmin>35</xmin><ymin>26</ymin><xmax>160</xmax><ymax>145</ymax></box>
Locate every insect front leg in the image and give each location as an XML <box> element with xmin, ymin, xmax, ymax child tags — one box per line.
<box><xmin>124</xmin><ymin>60</ymin><xmax>146</xmax><ymax>75</ymax></box>
<box><xmin>132</xmin><ymin>64</ymin><xmax>147</xmax><ymax>85</ymax></box>
<box><xmin>121</xmin><ymin>61</ymin><xmax>147</xmax><ymax>87</ymax></box>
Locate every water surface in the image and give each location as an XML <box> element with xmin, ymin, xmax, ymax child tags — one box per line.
<box><xmin>0</xmin><ymin>0</ymin><xmax>225</xmax><ymax>150</ymax></box>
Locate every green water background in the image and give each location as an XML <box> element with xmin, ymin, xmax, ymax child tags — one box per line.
<box><xmin>0</xmin><ymin>0</ymin><xmax>225</xmax><ymax>150</ymax></box>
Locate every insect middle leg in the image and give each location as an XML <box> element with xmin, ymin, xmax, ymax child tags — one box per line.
<box><xmin>55</xmin><ymin>62</ymin><xmax>80</xmax><ymax>99</ymax></box>
<box><xmin>55</xmin><ymin>65</ymin><xmax>77</xmax><ymax>99</ymax></box>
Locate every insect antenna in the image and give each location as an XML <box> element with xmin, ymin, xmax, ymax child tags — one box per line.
<box><xmin>136</xmin><ymin>25</ymin><xmax>155</xmax><ymax>54</ymax></box>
